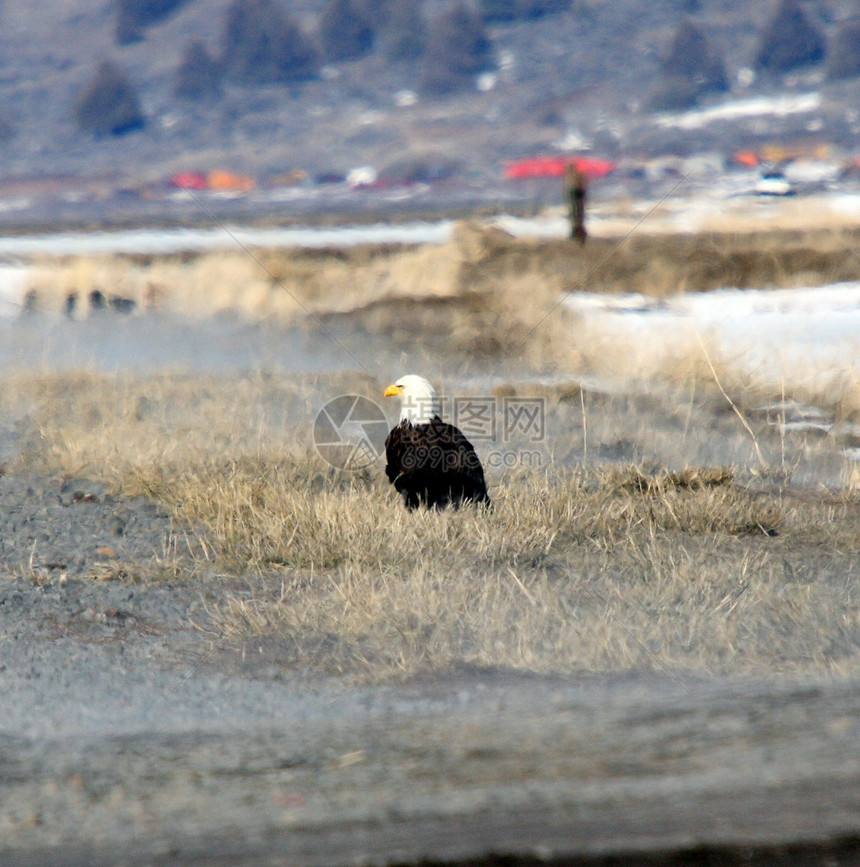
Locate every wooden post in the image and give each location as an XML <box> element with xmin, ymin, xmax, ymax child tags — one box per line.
<box><xmin>566</xmin><ymin>164</ymin><xmax>587</xmax><ymax>245</ymax></box>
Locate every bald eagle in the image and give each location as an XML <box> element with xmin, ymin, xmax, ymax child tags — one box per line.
<box><xmin>383</xmin><ymin>375</ymin><xmax>491</xmax><ymax>510</ymax></box>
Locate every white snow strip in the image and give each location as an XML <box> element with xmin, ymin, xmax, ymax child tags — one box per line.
<box><xmin>654</xmin><ymin>92</ymin><xmax>821</xmax><ymax>130</ymax></box>
<box><xmin>0</xmin><ymin>265</ymin><xmax>32</xmax><ymax>315</ymax></box>
<box><xmin>0</xmin><ymin>221</ymin><xmax>455</xmax><ymax>258</ymax></box>
<box><xmin>561</xmin><ymin>282</ymin><xmax>860</xmax><ymax>392</ymax></box>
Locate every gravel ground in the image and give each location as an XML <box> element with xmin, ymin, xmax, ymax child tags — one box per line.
<box><xmin>0</xmin><ymin>469</ymin><xmax>213</xmax><ymax>742</ymax></box>
<box><xmin>1</xmin><ymin>468</ymin><xmax>859</xmax><ymax>865</ymax></box>
<box><xmin>0</xmin><ymin>471</ymin><xmax>177</xmax><ymax>580</ymax></box>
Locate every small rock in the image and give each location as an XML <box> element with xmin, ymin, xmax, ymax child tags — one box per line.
<box><xmin>73</xmin><ymin>491</ymin><xmax>100</xmax><ymax>504</ymax></box>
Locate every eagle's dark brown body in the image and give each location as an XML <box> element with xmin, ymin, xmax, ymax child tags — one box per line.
<box><xmin>385</xmin><ymin>416</ymin><xmax>491</xmax><ymax>510</ymax></box>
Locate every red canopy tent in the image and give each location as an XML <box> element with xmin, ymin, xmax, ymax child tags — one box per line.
<box><xmin>504</xmin><ymin>155</ymin><xmax>616</xmax><ymax>180</ymax></box>
<box><xmin>733</xmin><ymin>150</ymin><xmax>760</xmax><ymax>168</ymax></box>
<box><xmin>169</xmin><ymin>172</ymin><xmax>208</xmax><ymax>190</ymax></box>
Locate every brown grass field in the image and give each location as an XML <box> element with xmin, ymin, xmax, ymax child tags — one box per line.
<box><xmin>3</xmin><ymin>357</ymin><xmax>858</xmax><ymax>684</ymax></box>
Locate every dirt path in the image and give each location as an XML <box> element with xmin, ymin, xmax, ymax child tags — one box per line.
<box><xmin>2</xmin><ymin>541</ymin><xmax>859</xmax><ymax>865</ymax></box>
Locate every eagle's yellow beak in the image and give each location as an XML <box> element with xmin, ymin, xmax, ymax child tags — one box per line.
<box><xmin>384</xmin><ymin>383</ymin><xmax>402</xmax><ymax>397</ymax></box>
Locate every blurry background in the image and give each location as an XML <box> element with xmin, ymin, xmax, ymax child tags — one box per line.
<box><xmin>0</xmin><ymin>0</ymin><xmax>859</xmax><ymax>224</ymax></box>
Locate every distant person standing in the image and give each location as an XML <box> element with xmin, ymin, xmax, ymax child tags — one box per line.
<box><xmin>565</xmin><ymin>164</ymin><xmax>587</xmax><ymax>245</ymax></box>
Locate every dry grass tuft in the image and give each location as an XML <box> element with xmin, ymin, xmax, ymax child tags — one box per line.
<box><xmin>210</xmin><ymin>470</ymin><xmax>859</xmax><ymax>680</ymax></box>
<box><xmin>613</xmin><ymin>464</ymin><xmax>734</xmax><ymax>493</ymax></box>
<box><xmin>160</xmin><ymin>458</ymin><xmax>784</xmax><ymax>578</ymax></box>
<box><xmin>2</xmin><ymin>368</ymin><xmax>858</xmax><ymax>682</ymax></box>
<box><xmin>184</xmin><ymin>456</ymin><xmax>852</xmax><ymax>681</ymax></box>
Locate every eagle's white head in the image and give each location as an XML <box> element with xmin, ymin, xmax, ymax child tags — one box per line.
<box><xmin>384</xmin><ymin>374</ymin><xmax>440</xmax><ymax>425</ymax></box>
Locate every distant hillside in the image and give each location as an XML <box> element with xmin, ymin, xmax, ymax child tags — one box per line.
<box><xmin>0</xmin><ymin>0</ymin><xmax>857</xmax><ymax>193</ymax></box>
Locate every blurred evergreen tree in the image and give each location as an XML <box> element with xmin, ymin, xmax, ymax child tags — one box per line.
<box><xmin>419</xmin><ymin>2</ymin><xmax>492</xmax><ymax>95</ymax></box>
<box><xmin>115</xmin><ymin>0</ymin><xmax>187</xmax><ymax>45</ymax></box>
<box><xmin>663</xmin><ymin>19</ymin><xmax>728</xmax><ymax>91</ymax></box>
<box><xmin>174</xmin><ymin>40</ymin><xmax>223</xmax><ymax>100</ymax></box>
<box><xmin>319</xmin><ymin>0</ymin><xmax>375</xmax><ymax>62</ymax></box>
<box><xmin>650</xmin><ymin>18</ymin><xmax>727</xmax><ymax>110</ymax></box>
<box><xmin>221</xmin><ymin>0</ymin><xmax>320</xmax><ymax>83</ymax></box>
<box><xmin>827</xmin><ymin>17</ymin><xmax>860</xmax><ymax>80</ymax></box>
<box><xmin>754</xmin><ymin>0</ymin><xmax>825</xmax><ymax>72</ymax></box>
<box><xmin>480</xmin><ymin>0</ymin><xmax>518</xmax><ymax>21</ymax></box>
<box><xmin>517</xmin><ymin>0</ymin><xmax>570</xmax><ymax>19</ymax></box>
<box><xmin>0</xmin><ymin>115</ymin><xmax>15</xmax><ymax>145</ymax></box>
<box><xmin>480</xmin><ymin>0</ymin><xmax>569</xmax><ymax>22</ymax></box>
<box><xmin>74</xmin><ymin>61</ymin><xmax>145</xmax><ymax>137</ymax></box>
<box><xmin>369</xmin><ymin>0</ymin><xmax>426</xmax><ymax>61</ymax></box>
<box><xmin>649</xmin><ymin>76</ymin><xmax>703</xmax><ymax>112</ymax></box>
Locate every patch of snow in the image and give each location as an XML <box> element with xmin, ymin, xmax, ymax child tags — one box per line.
<box><xmin>0</xmin><ymin>197</ymin><xmax>32</xmax><ymax>213</ymax></box>
<box><xmin>783</xmin><ymin>161</ymin><xmax>841</xmax><ymax>184</ymax></box>
<box><xmin>737</xmin><ymin>67</ymin><xmax>755</xmax><ymax>88</ymax></box>
<box><xmin>780</xmin><ymin>419</ymin><xmax>833</xmax><ymax>433</ymax></box>
<box><xmin>827</xmin><ymin>194</ymin><xmax>860</xmax><ymax>217</ymax></box>
<box><xmin>347</xmin><ymin>166</ymin><xmax>378</xmax><ymax>188</ymax></box>
<box><xmin>654</xmin><ymin>93</ymin><xmax>821</xmax><ymax>131</ymax></box>
<box><xmin>0</xmin><ymin>264</ymin><xmax>30</xmax><ymax>314</ymax></box>
<box><xmin>561</xmin><ymin>282</ymin><xmax>860</xmax><ymax>397</ymax></box>
<box><xmin>476</xmin><ymin>72</ymin><xmax>497</xmax><ymax>91</ymax></box>
<box><xmin>554</xmin><ymin>129</ymin><xmax>591</xmax><ymax>151</ymax></box>
<box><xmin>0</xmin><ymin>221</ymin><xmax>456</xmax><ymax>263</ymax></box>
<box><xmin>394</xmin><ymin>89</ymin><xmax>417</xmax><ymax>107</ymax></box>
